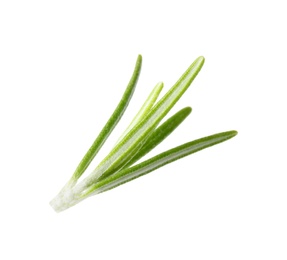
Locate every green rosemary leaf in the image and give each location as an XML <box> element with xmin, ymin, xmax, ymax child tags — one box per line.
<box><xmin>83</xmin><ymin>130</ymin><xmax>237</xmax><ymax>196</ymax></box>
<box><xmin>115</xmin><ymin>82</ymin><xmax>163</xmax><ymax>145</ymax></box>
<box><xmin>70</xmin><ymin>55</ymin><xmax>142</xmax><ymax>183</ymax></box>
<box><xmin>124</xmin><ymin>106</ymin><xmax>192</xmax><ymax>167</ymax></box>
<box><xmin>75</xmin><ymin>56</ymin><xmax>205</xmax><ymax>193</ymax></box>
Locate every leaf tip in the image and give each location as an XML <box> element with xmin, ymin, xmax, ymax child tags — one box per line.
<box><xmin>197</xmin><ymin>56</ymin><xmax>205</xmax><ymax>61</ymax></box>
<box><xmin>157</xmin><ymin>81</ymin><xmax>164</xmax><ymax>89</ymax></box>
<box><xmin>182</xmin><ymin>106</ymin><xmax>192</xmax><ymax>115</ymax></box>
<box><xmin>137</xmin><ymin>54</ymin><xmax>142</xmax><ymax>62</ymax></box>
<box><xmin>225</xmin><ymin>130</ymin><xmax>238</xmax><ymax>140</ymax></box>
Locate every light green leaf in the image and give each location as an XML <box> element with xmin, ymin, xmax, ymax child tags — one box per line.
<box><xmin>115</xmin><ymin>82</ymin><xmax>163</xmax><ymax>146</ymax></box>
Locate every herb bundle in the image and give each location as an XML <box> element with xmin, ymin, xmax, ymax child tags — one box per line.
<box><xmin>50</xmin><ymin>55</ymin><xmax>237</xmax><ymax>212</ymax></box>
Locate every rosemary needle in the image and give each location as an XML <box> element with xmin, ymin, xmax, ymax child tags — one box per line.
<box><xmin>84</xmin><ymin>130</ymin><xmax>238</xmax><ymax>197</ymax></box>
<box><xmin>70</xmin><ymin>55</ymin><xmax>142</xmax><ymax>184</ymax></box>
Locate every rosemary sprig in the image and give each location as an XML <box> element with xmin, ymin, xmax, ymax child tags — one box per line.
<box><xmin>50</xmin><ymin>55</ymin><xmax>237</xmax><ymax>213</ymax></box>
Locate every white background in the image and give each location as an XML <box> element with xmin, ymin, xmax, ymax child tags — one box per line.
<box><xmin>1</xmin><ymin>1</ymin><xmax>286</xmax><ymax>259</ymax></box>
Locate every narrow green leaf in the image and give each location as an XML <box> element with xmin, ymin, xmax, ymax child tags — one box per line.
<box><xmin>73</xmin><ymin>56</ymin><xmax>205</xmax><ymax>194</ymax></box>
<box><xmin>70</xmin><ymin>55</ymin><xmax>142</xmax><ymax>183</ymax></box>
<box><xmin>115</xmin><ymin>82</ymin><xmax>163</xmax><ymax>145</ymax></box>
<box><xmin>124</xmin><ymin>107</ymin><xmax>192</xmax><ymax>167</ymax></box>
<box><xmin>83</xmin><ymin>130</ymin><xmax>237</xmax><ymax>196</ymax></box>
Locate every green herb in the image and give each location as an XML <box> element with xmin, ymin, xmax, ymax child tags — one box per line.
<box><xmin>50</xmin><ymin>55</ymin><xmax>237</xmax><ymax>212</ymax></box>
